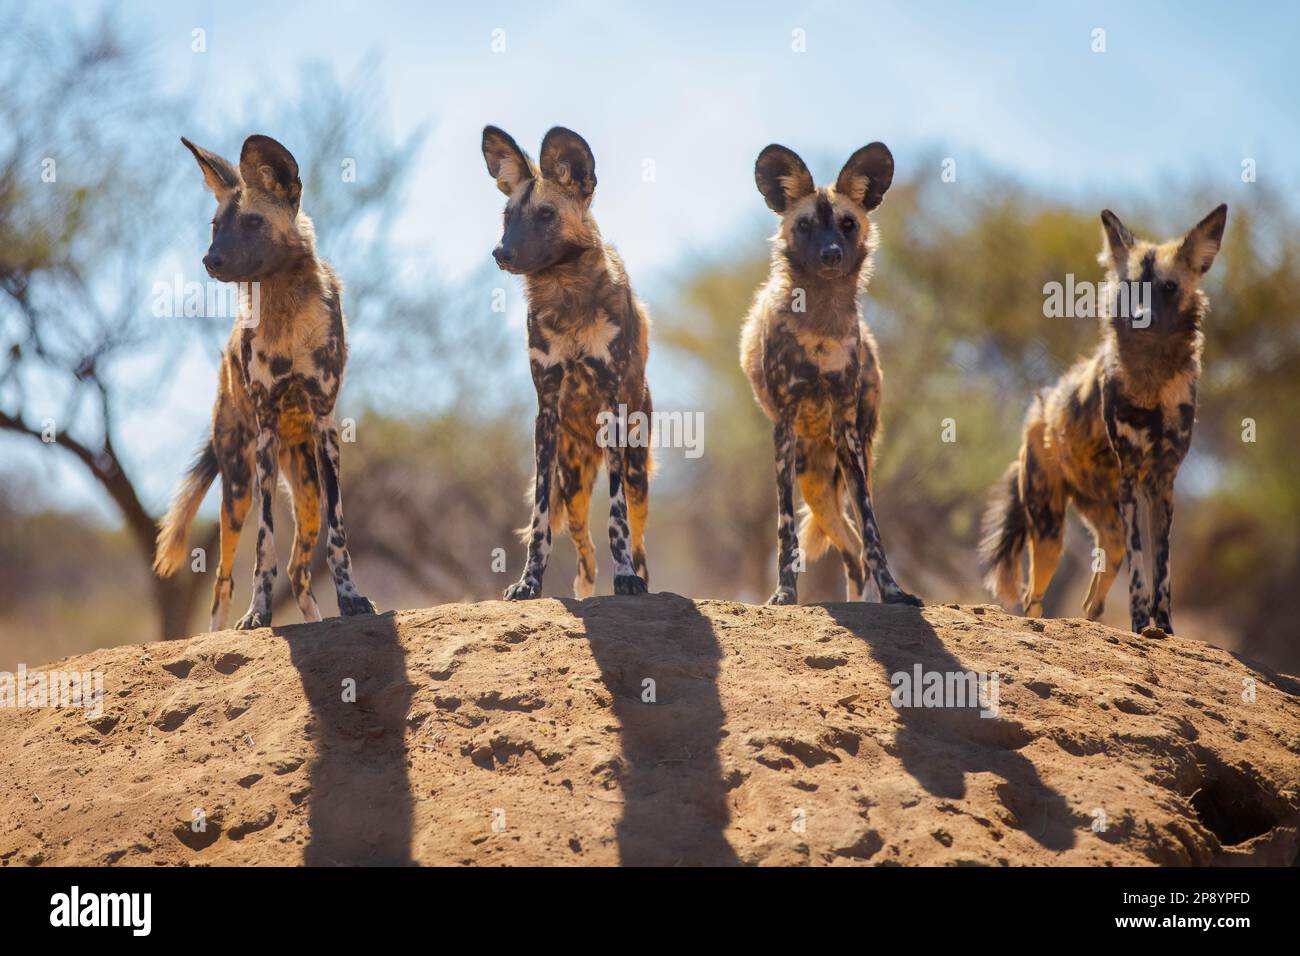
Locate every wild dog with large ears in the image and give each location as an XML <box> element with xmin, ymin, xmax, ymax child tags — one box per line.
<box><xmin>740</xmin><ymin>141</ymin><xmax>921</xmax><ymax>607</ymax></box>
<box><xmin>981</xmin><ymin>204</ymin><xmax>1227</xmax><ymax>634</ymax></box>
<box><xmin>481</xmin><ymin>125</ymin><xmax>654</xmax><ymax>600</ymax></box>
<box><xmin>154</xmin><ymin>134</ymin><xmax>376</xmax><ymax>631</ymax></box>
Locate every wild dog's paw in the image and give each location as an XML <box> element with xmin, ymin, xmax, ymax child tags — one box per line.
<box><xmin>883</xmin><ymin>589</ymin><xmax>923</xmax><ymax>608</ymax></box>
<box><xmin>339</xmin><ymin>594</ymin><xmax>377</xmax><ymax>617</ymax></box>
<box><xmin>234</xmin><ymin>609</ymin><xmax>270</xmax><ymax>630</ymax></box>
<box><xmin>766</xmin><ymin>586</ymin><xmax>797</xmax><ymax>606</ymax></box>
<box><xmin>504</xmin><ymin>579</ymin><xmax>542</xmax><ymax>601</ymax></box>
<box><xmin>614</xmin><ymin>574</ymin><xmax>648</xmax><ymax>596</ymax></box>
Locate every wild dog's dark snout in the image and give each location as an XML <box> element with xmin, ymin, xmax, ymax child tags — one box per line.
<box><xmin>493</xmin><ymin>245</ymin><xmax>515</xmax><ymax>265</ymax></box>
<box><xmin>820</xmin><ymin>245</ymin><xmax>843</xmax><ymax>267</ymax></box>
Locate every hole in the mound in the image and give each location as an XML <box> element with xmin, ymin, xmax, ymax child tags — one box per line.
<box><xmin>1189</xmin><ymin>767</ymin><xmax>1279</xmax><ymax>847</ymax></box>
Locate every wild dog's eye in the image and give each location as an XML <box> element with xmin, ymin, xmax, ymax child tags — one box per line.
<box><xmin>1163</xmin><ymin>279</ymin><xmax>1178</xmax><ymax>295</ymax></box>
<box><xmin>536</xmin><ymin>206</ymin><xmax>556</xmax><ymax>222</ymax></box>
<box><xmin>796</xmin><ymin>218</ymin><xmax>812</xmax><ymax>233</ymax></box>
<box><xmin>841</xmin><ymin>217</ymin><xmax>857</xmax><ymax>232</ymax></box>
<box><xmin>243</xmin><ymin>213</ymin><xmax>265</xmax><ymax>229</ymax></box>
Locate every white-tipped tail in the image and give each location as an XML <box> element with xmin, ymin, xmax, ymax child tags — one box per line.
<box><xmin>153</xmin><ymin>439</ymin><xmax>218</xmax><ymax>577</ymax></box>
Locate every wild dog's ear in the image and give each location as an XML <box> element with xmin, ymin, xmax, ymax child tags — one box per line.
<box><xmin>835</xmin><ymin>143</ymin><xmax>894</xmax><ymax>211</ymax></box>
<box><xmin>539</xmin><ymin>127</ymin><xmax>596</xmax><ymax>200</ymax></box>
<box><xmin>1099</xmin><ymin>209</ymin><xmax>1134</xmax><ymax>271</ymax></box>
<box><xmin>482</xmin><ymin>126</ymin><xmax>536</xmax><ymax>196</ymax></box>
<box><xmin>181</xmin><ymin>137</ymin><xmax>240</xmax><ymax>199</ymax></box>
<box><xmin>754</xmin><ymin>145</ymin><xmax>814</xmax><ymax>213</ymax></box>
<box><xmin>1177</xmin><ymin>203</ymin><xmax>1228</xmax><ymax>275</ymax></box>
<box><xmin>239</xmin><ymin>135</ymin><xmax>302</xmax><ymax>207</ymax></box>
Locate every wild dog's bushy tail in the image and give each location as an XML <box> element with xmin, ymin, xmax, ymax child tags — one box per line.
<box><xmin>978</xmin><ymin>459</ymin><xmax>1026</xmax><ymax>606</ymax></box>
<box><xmin>517</xmin><ymin>460</ymin><xmax>565</xmax><ymax>543</ymax></box>
<box><xmin>154</xmin><ymin>438</ymin><xmax>219</xmax><ymax>577</ymax></box>
<box><xmin>796</xmin><ymin>438</ymin><xmax>855</xmax><ymax>562</ymax></box>
<box><xmin>797</xmin><ymin>504</ymin><xmax>832</xmax><ymax>563</ymax></box>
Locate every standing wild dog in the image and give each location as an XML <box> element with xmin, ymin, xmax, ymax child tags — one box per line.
<box><xmin>154</xmin><ymin>134</ymin><xmax>376</xmax><ymax>630</ymax></box>
<box><xmin>740</xmin><ymin>143</ymin><xmax>921</xmax><ymax>607</ymax></box>
<box><xmin>980</xmin><ymin>204</ymin><xmax>1228</xmax><ymax>634</ymax></box>
<box><xmin>481</xmin><ymin>126</ymin><xmax>652</xmax><ymax>600</ymax></box>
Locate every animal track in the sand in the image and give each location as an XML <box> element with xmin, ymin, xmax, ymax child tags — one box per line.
<box><xmin>474</xmin><ymin>690</ymin><xmax>546</xmax><ymax>712</ymax></box>
<box><xmin>173</xmin><ymin>815</ymin><xmax>222</xmax><ymax>851</ymax></box>
<box><xmin>153</xmin><ymin>702</ymin><xmax>199</xmax><ymax>732</ymax></box>
<box><xmin>461</xmin><ymin>734</ymin><xmax>563</xmax><ymax>770</ymax></box>
<box><xmin>805</xmin><ymin>654</ymin><xmax>849</xmax><ymax>670</ymax></box>
<box><xmin>161</xmin><ymin>659</ymin><xmax>196</xmax><ymax>679</ymax></box>
<box><xmin>213</xmin><ymin>651</ymin><xmax>252</xmax><ymax>675</ymax></box>
<box><xmin>749</xmin><ymin>728</ymin><xmax>862</xmax><ymax>770</ymax></box>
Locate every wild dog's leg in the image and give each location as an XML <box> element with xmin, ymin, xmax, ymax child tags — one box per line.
<box><xmin>833</xmin><ymin>420</ymin><xmax>921</xmax><ymax>607</ymax></box>
<box><xmin>234</xmin><ymin>417</ymin><xmax>280</xmax><ymax>630</ymax></box>
<box><xmin>857</xmin><ymin>339</ymin><xmax>884</xmax><ymax>603</ymax></box>
<box><xmin>1146</xmin><ymin>402</ymin><xmax>1193</xmax><ymax>634</ymax></box>
<box><xmin>1104</xmin><ymin>386</ymin><xmax>1156</xmax><ymax>632</ymax></box>
<box><xmin>559</xmin><ymin>438</ymin><xmax>598</xmax><ymax>599</ymax></box>
<box><xmin>1145</xmin><ymin>478</ymin><xmax>1176</xmax><ymax>633</ymax></box>
<box><xmin>1023</xmin><ymin>532</ymin><xmax>1064</xmax><ymax>618</ymax></box>
<box><xmin>1116</xmin><ymin>471</ymin><xmax>1150</xmax><ymax>631</ymax></box>
<box><xmin>586</xmin><ymin>359</ymin><xmax>646</xmax><ymax>597</ymax></box>
<box><xmin>768</xmin><ymin>416</ymin><xmax>800</xmax><ymax>605</ymax></box>
<box><xmin>1077</xmin><ymin>499</ymin><xmax>1124</xmax><ymax>622</ymax></box>
<box><xmin>857</xmin><ymin>417</ymin><xmax>881</xmax><ymax>603</ymax></box>
<box><xmin>506</xmin><ymin>360</ymin><xmax>565</xmax><ymax>600</ymax></box>
<box><xmin>314</xmin><ymin>418</ymin><xmax>377</xmax><ymax>617</ymax></box>
<box><xmin>602</xmin><ymin>430</ymin><xmax>646</xmax><ymax>596</ymax></box>
<box><xmin>795</xmin><ymin>438</ymin><xmax>865</xmax><ymax>601</ymax></box>
<box><xmin>625</xmin><ymin>436</ymin><xmax>651</xmax><ymax>588</ymax></box>
<box><xmin>211</xmin><ymin>471</ymin><xmax>252</xmax><ymax>631</ymax></box>
<box><xmin>1019</xmin><ymin>434</ymin><xmax>1066</xmax><ymax>617</ymax></box>
<box><xmin>282</xmin><ymin>441</ymin><xmax>323</xmax><ymax>623</ymax></box>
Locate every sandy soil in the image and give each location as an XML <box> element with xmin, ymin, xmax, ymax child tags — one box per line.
<box><xmin>1</xmin><ymin>595</ymin><xmax>1297</xmax><ymax>866</ymax></box>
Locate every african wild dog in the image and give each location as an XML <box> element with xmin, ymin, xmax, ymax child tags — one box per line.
<box><xmin>481</xmin><ymin>125</ymin><xmax>652</xmax><ymax>599</ymax></box>
<box><xmin>980</xmin><ymin>204</ymin><xmax>1228</xmax><ymax>634</ymax></box>
<box><xmin>154</xmin><ymin>134</ymin><xmax>376</xmax><ymax>630</ymax></box>
<box><xmin>740</xmin><ymin>143</ymin><xmax>921</xmax><ymax>608</ymax></box>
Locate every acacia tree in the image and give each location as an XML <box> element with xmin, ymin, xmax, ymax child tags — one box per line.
<box><xmin>0</xmin><ymin>12</ymin><xmax>421</xmax><ymax>638</ymax></box>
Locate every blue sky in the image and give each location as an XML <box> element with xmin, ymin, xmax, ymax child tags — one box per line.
<box><xmin>16</xmin><ymin>0</ymin><xmax>1300</xmax><ymax>515</ymax></box>
<box><xmin>114</xmin><ymin>0</ymin><xmax>1298</xmax><ymax>282</ymax></box>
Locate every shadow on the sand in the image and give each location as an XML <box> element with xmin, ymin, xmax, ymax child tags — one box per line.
<box><xmin>562</xmin><ymin>592</ymin><xmax>740</xmax><ymax>866</ymax></box>
<box><xmin>277</xmin><ymin>609</ymin><xmax>414</xmax><ymax>865</ymax></box>
<box><xmin>821</xmin><ymin>602</ymin><xmax>1078</xmax><ymax>852</ymax></box>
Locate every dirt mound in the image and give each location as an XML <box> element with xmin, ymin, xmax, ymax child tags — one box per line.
<box><xmin>2</xmin><ymin>595</ymin><xmax>1297</xmax><ymax>866</ymax></box>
